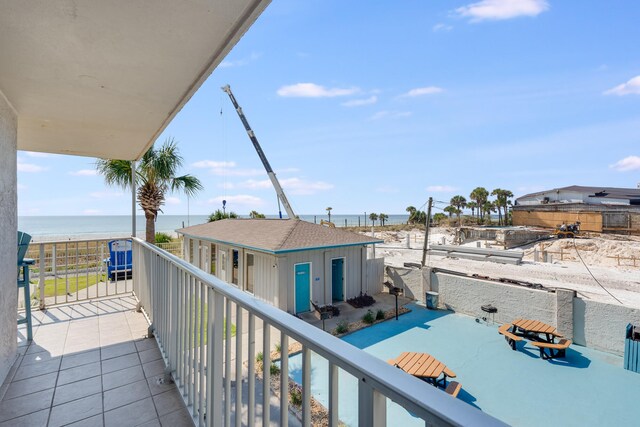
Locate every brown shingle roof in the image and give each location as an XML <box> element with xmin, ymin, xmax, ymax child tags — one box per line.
<box><xmin>176</xmin><ymin>219</ymin><xmax>383</xmax><ymax>253</ymax></box>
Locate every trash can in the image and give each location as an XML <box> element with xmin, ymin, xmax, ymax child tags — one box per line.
<box><xmin>426</xmin><ymin>291</ymin><xmax>439</xmax><ymax>310</ymax></box>
<box><xmin>624</xmin><ymin>323</ymin><xmax>640</xmax><ymax>373</ymax></box>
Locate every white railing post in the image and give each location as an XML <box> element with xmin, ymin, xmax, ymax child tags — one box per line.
<box><xmin>358</xmin><ymin>380</ymin><xmax>386</xmax><ymax>427</ymax></box>
<box><xmin>329</xmin><ymin>362</ymin><xmax>339</xmax><ymax>427</ymax></box>
<box><xmin>262</xmin><ymin>323</ymin><xmax>271</xmax><ymax>425</ymax></box>
<box><xmin>38</xmin><ymin>243</ymin><xmax>45</xmax><ymax>310</ymax></box>
<box><xmin>302</xmin><ymin>346</ymin><xmax>311</xmax><ymax>427</ymax></box>
<box><xmin>235</xmin><ymin>306</ymin><xmax>243</xmax><ymax>427</ymax></box>
<box><xmin>224</xmin><ymin>298</ymin><xmax>232</xmax><ymax>427</ymax></box>
<box><xmin>247</xmin><ymin>313</ymin><xmax>255</xmax><ymax>427</ymax></box>
<box><xmin>280</xmin><ymin>334</ymin><xmax>289</xmax><ymax>427</ymax></box>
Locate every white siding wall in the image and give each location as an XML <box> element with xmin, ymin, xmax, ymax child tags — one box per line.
<box><xmin>0</xmin><ymin>90</ymin><xmax>18</xmax><ymax>385</ymax></box>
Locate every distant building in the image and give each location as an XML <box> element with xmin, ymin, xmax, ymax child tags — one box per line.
<box><xmin>513</xmin><ymin>185</ymin><xmax>640</xmax><ymax>235</ymax></box>
<box><xmin>177</xmin><ymin>219</ymin><xmax>384</xmax><ymax>314</ymax></box>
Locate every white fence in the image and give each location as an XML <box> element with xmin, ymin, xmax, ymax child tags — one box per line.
<box><xmin>132</xmin><ymin>237</ymin><xmax>504</xmax><ymax>427</ymax></box>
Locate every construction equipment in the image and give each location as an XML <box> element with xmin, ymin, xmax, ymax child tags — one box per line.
<box><xmin>320</xmin><ymin>219</ymin><xmax>335</xmax><ymax>228</ymax></box>
<box><xmin>554</xmin><ymin>221</ymin><xmax>581</xmax><ymax>239</ymax></box>
<box><xmin>221</xmin><ymin>85</ymin><xmax>296</xmax><ymax>219</ymax></box>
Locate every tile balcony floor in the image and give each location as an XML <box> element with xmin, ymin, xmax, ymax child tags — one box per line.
<box><xmin>1</xmin><ymin>295</ymin><xmax>193</xmax><ymax>427</ymax></box>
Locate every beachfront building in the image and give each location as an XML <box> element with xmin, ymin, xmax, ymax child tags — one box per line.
<box><xmin>177</xmin><ymin>219</ymin><xmax>384</xmax><ymax>314</ymax></box>
<box><xmin>513</xmin><ymin>185</ymin><xmax>640</xmax><ymax>234</ymax></box>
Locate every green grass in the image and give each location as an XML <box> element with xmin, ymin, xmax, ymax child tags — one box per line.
<box><xmin>38</xmin><ymin>274</ymin><xmax>106</xmax><ymax>297</ymax></box>
<box><xmin>191</xmin><ymin>300</ymin><xmax>236</xmax><ymax>347</ymax></box>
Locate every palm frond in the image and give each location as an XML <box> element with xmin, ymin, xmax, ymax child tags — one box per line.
<box><xmin>171</xmin><ymin>175</ymin><xmax>203</xmax><ymax>197</ymax></box>
<box><xmin>95</xmin><ymin>159</ymin><xmax>133</xmax><ymax>189</ymax></box>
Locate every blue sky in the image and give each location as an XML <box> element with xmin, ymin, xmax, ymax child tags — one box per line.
<box><xmin>17</xmin><ymin>0</ymin><xmax>640</xmax><ymax>216</ymax></box>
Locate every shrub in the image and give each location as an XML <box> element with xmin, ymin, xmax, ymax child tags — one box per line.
<box><xmin>274</xmin><ymin>343</ymin><xmax>282</xmax><ymax>354</ymax></box>
<box><xmin>376</xmin><ymin>309</ymin><xmax>385</xmax><ymax>320</ymax></box>
<box><xmin>270</xmin><ymin>363</ymin><xmax>280</xmax><ymax>376</ymax></box>
<box><xmin>155</xmin><ymin>232</ymin><xmax>173</xmax><ymax>243</ymax></box>
<box><xmin>362</xmin><ymin>310</ymin><xmax>375</xmax><ymax>324</ymax></box>
<box><xmin>334</xmin><ymin>321</ymin><xmax>349</xmax><ymax>334</ymax></box>
<box><xmin>289</xmin><ymin>386</ymin><xmax>302</xmax><ymax>407</ymax></box>
<box><xmin>256</xmin><ymin>352</ymin><xmax>263</xmax><ymax>363</ymax></box>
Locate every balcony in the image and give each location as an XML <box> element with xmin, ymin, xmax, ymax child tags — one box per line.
<box><xmin>2</xmin><ymin>237</ymin><xmax>504</xmax><ymax>427</ymax></box>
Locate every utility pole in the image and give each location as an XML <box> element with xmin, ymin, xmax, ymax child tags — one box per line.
<box><xmin>421</xmin><ymin>197</ymin><xmax>433</xmax><ymax>267</ymax></box>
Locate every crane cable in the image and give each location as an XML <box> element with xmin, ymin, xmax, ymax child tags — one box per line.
<box><xmin>572</xmin><ymin>238</ymin><xmax>623</xmax><ymax>305</ymax></box>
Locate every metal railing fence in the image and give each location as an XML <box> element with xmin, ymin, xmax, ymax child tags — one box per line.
<box><xmin>132</xmin><ymin>237</ymin><xmax>505</xmax><ymax>427</ymax></box>
<box><xmin>19</xmin><ymin>238</ymin><xmax>133</xmax><ymax>310</ymax></box>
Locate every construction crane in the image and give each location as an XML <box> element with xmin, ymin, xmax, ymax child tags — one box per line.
<box><xmin>221</xmin><ymin>84</ymin><xmax>295</xmax><ymax>219</ymax></box>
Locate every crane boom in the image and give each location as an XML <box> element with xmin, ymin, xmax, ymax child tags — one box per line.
<box><xmin>221</xmin><ymin>85</ymin><xmax>296</xmax><ymax>219</ymax></box>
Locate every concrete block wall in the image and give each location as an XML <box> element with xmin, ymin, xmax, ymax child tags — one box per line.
<box><xmin>513</xmin><ymin>210</ymin><xmax>602</xmax><ymax>232</ymax></box>
<box><xmin>430</xmin><ymin>272</ymin><xmax>557</xmax><ymax>327</ymax></box>
<box><xmin>0</xmin><ymin>90</ymin><xmax>18</xmax><ymax>385</ymax></box>
<box><xmin>573</xmin><ymin>299</ymin><xmax>640</xmax><ymax>355</ymax></box>
<box><xmin>385</xmin><ymin>265</ymin><xmax>640</xmax><ymax>355</ymax></box>
<box><xmin>385</xmin><ymin>266</ymin><xmax>424</xmax><ymax>301</ymax></box>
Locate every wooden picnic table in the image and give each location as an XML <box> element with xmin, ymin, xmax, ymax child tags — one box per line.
<box><xmin>512</xmin><ymin>318</ymin><xmax>563</xmax><ymax>343</ymax></box>
<box><xmin>388</xmin><ymin>352</ymin><xmax>456</xmax><ymax>387</ymax></box>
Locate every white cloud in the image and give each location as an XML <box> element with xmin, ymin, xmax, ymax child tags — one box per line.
<box><xmin>166</xmin><ymin>197</ymin><xmax>182</xmax><ymax>205</ymax></box>
<box><xmin>342</xmin><ymin>96</ymin><xmax>378</xmax><ymax>107</ymax></box>
<box><xmin>604</xmin><ymin>76</ymin><xmax>640</xmax><ymax>96</ymax></box>
<box><xmin>89</xmin><ymin>191</ymin><xmax>124</xmax><ymax>199</ymax></box>
<box><xmin>24</xmin><ymin>151</ymin><xmax>50</xmax><ymax>158</ymax></box>
<box><xmin>17</xmin><ymin>160</ymin><xmax>46</xmax><ymax>173</ymax></box>
<box><xmin>426</xmin><ymin>185</ymin><xmax>458</xmax><ymax>192</ymax></box>
<box><xmin>369</xmin><ymin>111</ymin><xmax>412</xmax><ymax>120</ymax></box>
<box><xmin>433</xmin><ymin>23</ymin><xmax>453</xmax><ymax>32</ymax></box>
<box><xmin>192</xmin><ymin>160</ymin><xmax>236</xmax><ymax>169</ymax></box>
<box><xmin>277</xmin><ymin>83</ymin><xmax>359</xmax><ymax>98</ymax></box>
<box><xmin>610</xmin><ymin>155</ymin><xmax>640</xmax><ymax>172</ymax></box>
<box><xmin>280</xmin><ymin>178</ymin><xmax>334</xmax><ymax>195</ymax></box>
<box><xmin>456</xmin><ymin>0</ymin><xmax>549</xmax><ymax>22</ymax></box>
<box><xmin>208</xmin><ymin>195</ymin><xmax>265</xmax><ymax>208</ymax></box>
<box><xmin>83</xmin><ymin>209</ymin><xmax>102</xmax><ymax>215</ymax></box>
<box><xmin>401</xmin><ymin>87</ymin><xmax>444</xmax><ymax>97</ymax></box>
<box><xmin>69</xmin><ymin>169</ymin><xmax>97</xmax><ymax>176</ymax></box>
<box><xmin>233</xmin><ymin>177</ymin><xmax>333</xmax><ymax>195</ymax></box>
<box><xmin>219</xmin><ymin>52</ymin><xmax>262</xmax><ymax>68</ymax></box>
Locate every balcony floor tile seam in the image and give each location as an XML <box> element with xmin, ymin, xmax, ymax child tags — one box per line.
<box><xmin>51</xmin><ymin>388</ymin><xmax>103</xmax><ymax>410</ymax></box>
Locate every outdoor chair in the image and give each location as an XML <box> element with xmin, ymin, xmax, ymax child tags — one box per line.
<box><xmin>445</xmin><ymin>381</ymin><xmax>462</xmax><ymax>398</ymax></box>
<box><xmin>17</xmin><ymin>231</ymin><xmax>34</xmax><ymax>341</ymax></box>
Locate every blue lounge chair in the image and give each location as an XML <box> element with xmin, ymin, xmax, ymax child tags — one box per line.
<box><xmin>105</xmin><ymin>239</ymin><xmax>133</xmax><ymax>280</ymax></box>
<box><xmin>17</xmin><ymin>231</ymin><xmax>34</xmax><ymax>341</ymax></box>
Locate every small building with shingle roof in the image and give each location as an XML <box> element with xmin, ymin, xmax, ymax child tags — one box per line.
<box><xmin>176</xmin><ymin>219</ymin><xmax>384</xmax><ymax>314</ymax></box>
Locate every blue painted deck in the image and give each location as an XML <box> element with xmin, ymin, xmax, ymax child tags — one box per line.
<box><xmin>288</xmin><ymin>303</ymin><xmax>640</xmax><ymax>426</ymax></box>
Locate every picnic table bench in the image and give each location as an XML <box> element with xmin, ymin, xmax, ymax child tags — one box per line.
<box><xmin>388</xmin><ymin>351</ymin><xmax>456</xmax><ymax>388</ymax></box>
<box><xmin>499</xmin><ymin>318</ymin><xmax>571</xmax><ymax>359</ymax></box>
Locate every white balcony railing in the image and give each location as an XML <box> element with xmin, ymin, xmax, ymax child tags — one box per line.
<box><xmin>20</xmin><ymin>238</ymin><xmax>133</xmax><ymax>310</ymax></box>
<box><xmin>132</xmin><ymin>237</ymin><xmax>506</xmax><ymax>427</ymax></box>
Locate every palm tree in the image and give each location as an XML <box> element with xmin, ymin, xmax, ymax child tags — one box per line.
<box><xmin>491</xmin><ymin>189</ymin><xmax>513</xmax><ymax>225</ymax></box>
<box><xmin>326</xmin><ymin>207</ymin><xmax>333</xmax><ymax>223</ymax></box>
<box><xmin>467</xmin><ymin>201</ymin><xmax>478</xmax><ymax>223</ymax></box>
<box><xmin>249</xmin><ymin>210</ymin><xmax>265</xmax><ymax>219</ymax></box>
<box><xmin>96</xmin><ymin>138</ymin><xmax>202</xmax><ymax>243</ymax></box>
<box><xmin>481</xmin><ymin>201</ymin><xmax>493</xmax><ymax>224</ymax></box>
<box><xmin>369</xmin><ymin>212</ymin><xmax>378</xmax><ymax>227</ymax></box>
<box><xmin>470</xmin><ymin>187</ymin><xmax>489</xmax><ymax>222</ymax></box>
<box><xmin>406</xmin><ymin>206</ymin><xmax>417</xmax><ymax>224</ymax></box>
<box><xmin>444</xmin><ymin>206</ymin><xmax>458</xmax><ymax>226</ymax></box>
<box><xmin>208</xmin><ymin>209</ymin><xmax>238</xmax><ymax>222</ymax></box>
<box><xmin>379</xmin><ymin>213</ymin><xmax>388</xmax><ymax>227</ymax></box>
<box><xmin>450</xmin><ymin>195</ymin><xmax>467</xmax><ymax>226</ymax></box>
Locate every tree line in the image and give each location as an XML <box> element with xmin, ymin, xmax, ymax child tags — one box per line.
<box><xmin>407</xmin><ymin>187</ymin><xmax>514</xmax><ymax>227</ymax></box>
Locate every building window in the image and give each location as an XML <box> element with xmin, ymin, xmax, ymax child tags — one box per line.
<box><xmin>232</xmin><ymin>249</ymin><xmax>239</xmax><ymax>286</ymax></box>
<box><xmin>246</xmin><ymin>253</ymin><xmax>254</xmax><ymax>294</ymax></box>
<box><xmin>210</xmin><ymin>244</ymin><xmax>217</xmax><ymax>274</ymax></box>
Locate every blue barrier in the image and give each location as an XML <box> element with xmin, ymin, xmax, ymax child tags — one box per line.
<box><xmin>624</xmin><ymin>323</ymin><xmax>640</xmax><ymax>373</ymax></box>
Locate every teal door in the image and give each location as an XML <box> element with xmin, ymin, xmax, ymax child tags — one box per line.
<box><xmin>295</xmin><ymin>263</ymin><xmax>311</xmax><ymax>313</ymax></box>
<box><xmin>331</xmin><ymin>258</ymin><xmax>344</xmax><ymax>302</ymax></box>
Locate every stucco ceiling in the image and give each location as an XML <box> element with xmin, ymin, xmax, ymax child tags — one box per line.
<box><xmin>0</xmin><ymin>0</ymin><xmax>270</xmax><ymax>160</ymax></box>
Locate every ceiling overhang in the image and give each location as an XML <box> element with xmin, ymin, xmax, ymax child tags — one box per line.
<box><xmin>0</xmin><ymin>0</ymin><xmax>270</xmax><ymax>160</ymax></box>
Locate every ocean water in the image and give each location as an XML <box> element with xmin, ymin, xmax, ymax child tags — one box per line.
<box><xmin>18</xmin><ymin>214</ymin><xmax>409</xmax><ymax>241</ymax></box>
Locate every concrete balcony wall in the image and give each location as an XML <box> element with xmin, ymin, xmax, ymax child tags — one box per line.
<box><xmin>0</xmin><ymin>90</ymin><xmax>18</xmax><ymax>385</ymax></box>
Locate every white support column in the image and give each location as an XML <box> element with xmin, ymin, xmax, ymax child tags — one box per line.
<box><xmin>131</xmin><ymin>160</ymin><xmax>136</xmax><ymax>237</ymax></box>
<box><xmin>0</xmin><ymin>89</ymin><xmax>18</xmax><ymax>385</ymax></box>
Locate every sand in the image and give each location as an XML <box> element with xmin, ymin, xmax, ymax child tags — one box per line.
<box><xmin>370</xmin><ymin>227</ymin><xmax>640</xmax><ymax>308</ymax></box>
